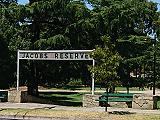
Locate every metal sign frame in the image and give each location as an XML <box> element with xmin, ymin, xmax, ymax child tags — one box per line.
<box><xmin>17</xmin><ymin>50</ymin><xmax>95</xmax><ymax>95</ymax></box>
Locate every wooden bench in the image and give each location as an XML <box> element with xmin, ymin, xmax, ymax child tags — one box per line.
<box><xmin>97</xmin><ymin>93</ymin><xmax>134</xmax><ymax>111</ymax></box>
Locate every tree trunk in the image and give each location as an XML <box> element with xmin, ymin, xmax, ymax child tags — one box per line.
<box><xmin>27</xmin><ymin>61</ymin><xmax>38</xmax><ymax>96</ymax></box>
<box><xmin>109</xmin><ymin>86</ymin><xmax>115</xmax><ymax>93</ymax></box>
<box><xmin>127</xmin><ymin>86</ymin><xmax>129</xmax><ymax>93</ymax></box>
<box><xmin>127</xmin><ymin>69</ymin><xmax>130</xmax><ymax>93</ymax></box>
<box><xmin>27</xmin><ymin>0</ymin><xmax>40</xmax><ymax>95</ymax></box>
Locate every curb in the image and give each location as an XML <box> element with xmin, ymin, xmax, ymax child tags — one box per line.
<box><xmin>0</xmin><ymin>115</ymin><xmax>71</xmax><ymax>120</ymax></box>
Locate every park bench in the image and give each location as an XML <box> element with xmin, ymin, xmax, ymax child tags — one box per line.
<box><xmin>0</xmin><ymin>90</ymin><xmax>8</xmax><ymax>102</ymax></box>
<box><xmin>97</xmin><ymin>92</ymin><xmax>134</xmax><ymax>111</ymax></box>
<box><xmin>0</xmin><ymin>96</ymin><xmax>5</xmax><ymax>102</ymax></box>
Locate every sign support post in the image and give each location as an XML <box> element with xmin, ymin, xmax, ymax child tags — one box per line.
<box><xmin>92</xmin><ymin>59</ymin><xmax>95</xmax><ymax>95</ymax></box>
<box><xmin>17</xmin><ymin>50</ymin><xmax>19</xmax><ymax>91</ymax></box>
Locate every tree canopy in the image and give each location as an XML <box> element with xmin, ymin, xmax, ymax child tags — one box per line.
<box><xmin>0</xmin><ymin>0</ymin><xmax>160</xmax><ymax>94</ymax></box>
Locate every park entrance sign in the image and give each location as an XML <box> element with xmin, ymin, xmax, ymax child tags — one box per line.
<box><xmin>19</xmin><ymin>50</ymin><xmax>93</xmax><ymax>60</ymax></box>
<box><xmin>17</xmin><ymin>50</ymin><xmax>95</xmax><ymax>94</ymax></box>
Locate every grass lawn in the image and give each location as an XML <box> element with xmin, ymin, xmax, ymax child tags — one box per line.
<box><xmin>0</xmin><ymin>108</ymin><xmax>160</xmax><ymax>120</ymax></box>
<box><xmin>156</xmin><ymin>100</ymin><xmax>160</xmax><ymax>109</ymax></box>
<box><xmin>38</xmin><ymin>91</ymin><xmax>108</xmax><ymax>106</ymax></box>
<box><xmin>115</xmin><ymin>87</ymin><xmax>148</xmax><ymax>91</ymax></box>
<box><xmin>46</xmin><ymin>85</ymin><xmax>145</xmax><ymax>92</ymax></box>
<box><xmin>38</xmin><ymin>86</ymin><xmax>148</xmax><ymax>107</ymax></box>
<box><xmin>39</xmin><ymin>91</ymin><xmax>84</xmax><ymax>106</ymax></box>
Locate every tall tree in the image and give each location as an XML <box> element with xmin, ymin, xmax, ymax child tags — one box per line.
<box><xmin>88</xmin><ymin>36</ymin><xmax>121</xmax><ymax>91</ymax></box>
<box><xmin>25</xmin><ymin>0</ymin><xmax>93</xmax><ymax>95</ymax></box>
<box><xmin>0</xmin><ymin>0</ymin><xmax>18</xmax><ymax>88</ymax></box>
<box><xmin>1</xmin><ymin>0</ymin><xmax>159</xmax><ymax>92</ymax></box>
<box><xmin>88</xmin><ymin>0</ymin><xmax>159</xmax><ymax>88</ymax></box>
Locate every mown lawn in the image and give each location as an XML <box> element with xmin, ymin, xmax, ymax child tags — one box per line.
<box><xmin>39</xmin><ymin>91</ymin><xmax>83</xmax><ymax>106</ymax></box>
<box><xmin>46</xmin><ymin>85</ymin><xmax>146</xmax><ymax>92</ymax></box>
<box><xmin>38</xmin><ymin>86</ymin><xmax>149</xmax><ymax>106</ymax></box>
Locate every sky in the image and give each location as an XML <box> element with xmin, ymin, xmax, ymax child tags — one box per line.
<box><xmin>151</xmin><ymin>0</ymin><xmax>160</xmax><ymax>11</ymax></box>
<box><xmin>18</xmin><ymin>0</ymin><xmax>28</xmax><ymax>5</ymax></box>
<box><xmin>18</xmin><ymin>0</ymin><xmax>160</xmax><ymax>11</ymax></box>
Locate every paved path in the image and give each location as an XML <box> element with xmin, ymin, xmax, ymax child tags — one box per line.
<box><xmin>0</xmin><ymin>102</ymin><xmax>160</xmax><ymax>115</ymax></box>
<box><xmin>1</xmin><ymin>89</ymin><xmax>160</xmax><ymax>114</ymax></box>
<box><xmin>1</xmin><ymin>103</ymin><xmax>160</xmax><ymax>120</ymax></box>
<box><xmin>1</xmin><ymin>89</ymin><xmax>160</xmax><ymax>119</ymax></box>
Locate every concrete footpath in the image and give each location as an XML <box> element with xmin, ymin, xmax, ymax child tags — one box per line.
<box><xmin>0</xmin><ymin>103</ymin><xmax>160</xmax><ymax>120</ymax></box>
<box><xmin>0</xmin><ymin>102</ymin><xmax>160</xmax><ymax>114</ymax></box>
<box><xmin>1</xmin><ymin>89</ymin><xmax>160</xmax><ymax>119</ymax></box>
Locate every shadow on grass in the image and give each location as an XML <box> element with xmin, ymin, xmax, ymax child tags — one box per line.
<box><xmin>38</xmin><ymin>91</ymin><xmax>82</xmax><ymax>106</ymax></box>
<box><xmin>40</xmin><ymin>91</ymin><xmax>79</xmax><ymax>95</ymax></box>
<box><xmin>108</xmin><ymin>111</ymin><xmax>135</xmax><ymax>115</ymax></box>
<box><xmin>47</xmin><ymin>85</ymin><xmax>85</xmax><ymax>91</ymax></box>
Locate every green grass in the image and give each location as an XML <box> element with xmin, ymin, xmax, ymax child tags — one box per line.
<box><xmin>156</xmin><ymin>99</ymin><xmax>160</xmax><ymax>109</ymax></box>
<box><xmin>39</xmin><ymin>91</ymin><xmax>83</xmax><ymax>106</ymax></box>
<box><xmin>157</xmin><ymin>101</ymin><xmax>160</xmax><ymax>109</ymax></box>
<box><xmin>38</xmin><ymin>86</ymin><xmax>148</xmax><ymax>107</ymax></box>
<box><xmin>115</xmin><ymin>87</ymin><xmax>145</xmax><ymax>91</ymax></box>
<box><xmin>50</xmin><ymin>93</ymin><xmax>82</xmax><ymax>102</ymax></box>
<box><xmin>46</xmin><ymin>86</ymin><xmax>146</xmax><ymax>92</ymax></box>
<box><xmin>49</xmin><ymin>86</ymin><xmax>105</xmax><ymax>91</ymax></box>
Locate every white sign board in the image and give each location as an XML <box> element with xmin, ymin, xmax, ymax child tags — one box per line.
<box><xmin>19</xmin><ymin>50</ymin><xmax>93</xmax><ymax>60</ymax></box>
<box><xmin>17</xmin><ymin>50</ymin><xmax>95</xmax><ymax>95</ymax></box>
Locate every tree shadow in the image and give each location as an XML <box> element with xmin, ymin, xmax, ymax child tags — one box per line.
<box><xmin>38</xmin><ymin>91</ymin><xmax>82</xmax><ymax>106</ymax></box>
<box><xmin>108</xmin><ymin>111</ymin><xmax>135</xmax><ymax>115</ymax></box>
